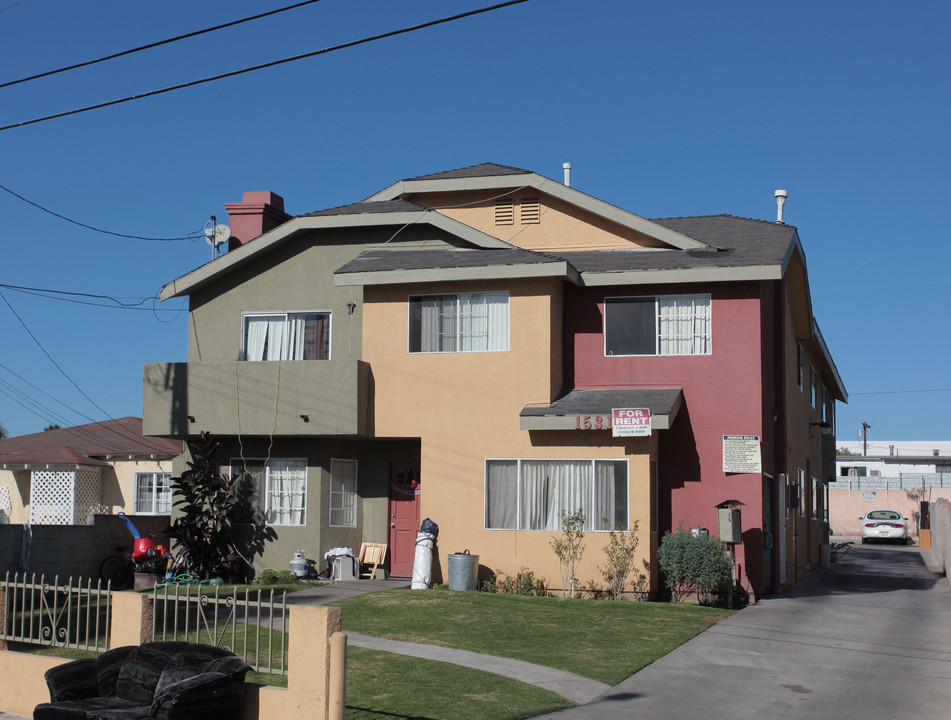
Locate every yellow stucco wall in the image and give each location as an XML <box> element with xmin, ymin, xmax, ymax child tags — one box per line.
<box><xmin>0</xmin><ymin>594</ymin><xmax>342</xmax><ymax>720</ymax></box>
<box><xmin>0</xmin><ymin>459</ymin><xmax>173</xmax><ymax>524</ymax></box>
<box><xmin>364</xmin><ymin>277</ymin><xmax>655</xmax><ymax>594</ymax></box>
<box><xmin>408</xmin><ymin>190</ymin><xmax>666</xmax><ymax>251</ymax></box>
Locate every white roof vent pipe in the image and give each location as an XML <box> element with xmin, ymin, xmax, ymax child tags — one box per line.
<box><xmin>563</xmin><ymin>162</ymin><xmax>572</xmax><ymax>187</ymax></box>
<box><xmin>775</xmin><ymin>189</ymin><xmax>788</xmax><ymax>224</ymax></box>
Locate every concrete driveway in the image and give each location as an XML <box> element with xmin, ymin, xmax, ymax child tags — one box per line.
<box><xmin>538</xmin><ymin>540</ymin><xmax>951</xmax><ymax>719</ymax></box>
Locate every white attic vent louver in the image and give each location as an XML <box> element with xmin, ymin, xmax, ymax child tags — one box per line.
<box><xmin>495</xmin><ymin>199</ymin><xmax>515</xmax><ymax>225</ymax></box>
<box><xmin>520</xmin><ymin>197</ymin><xmax>540</xmax><ymax>224</ymax></box>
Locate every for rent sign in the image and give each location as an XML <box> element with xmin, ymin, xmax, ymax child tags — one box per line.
<box><xmin>612</xmin><ymin>408</ymin><xmax>651</xmax><ymax>437</ymax></box>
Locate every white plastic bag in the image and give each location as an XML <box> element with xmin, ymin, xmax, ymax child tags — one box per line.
<box><xmin>411</xmin><ymin>531</ymin><xmax>435</xmax><ymax>589</ymax></box>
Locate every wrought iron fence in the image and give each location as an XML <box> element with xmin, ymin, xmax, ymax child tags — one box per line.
<box><xmin>834</xmin><ymin>473</ymin><xmax>950</xmax><ymax>490</ymax></box>
<box><xmin>151</xmin><ymin>584</ymin><xmax>288</xmax><ymax>675</ymax></box>
<box><xmin>0</xmin><ymin>572</ymin><xmax>112</xmax><ymax>651</ymax></box>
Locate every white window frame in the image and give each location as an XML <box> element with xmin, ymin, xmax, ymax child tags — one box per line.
<box><xmin>231</xmin><ymin>458</ymin><xmax>307</xmax><ymax>526</ymax></box>
<box><xmin>241</xmin><ymin>310</ymin><xmax>332</xmax><ymax>361</ymax></box>
<box><xmin>603</xmin><ymin>294</ymin><xmax>711</xmax><ymax>357</ymax></box>
<box><xmin>484</xmin><ymin>458</ymin><xmax>629</xmax><ymax>532</ymax></box>
<box><xmin>134</xmin><ymin>472</ymin><xmax>172</xmax><ymax>515</ymax></box>
<box><xmin>329</xmin><ymin>459</ymin><xmax>357</xmax><ymax>528</ymax></box>
<box><xmin>408</xmin><ymin>292</ymin><xmax>510</xmax><ymax>354</ymax></box>
<box><xmin>797</xmin><ymin>469</ymin><xmax>806</xmax><ymax>517</ymax></box>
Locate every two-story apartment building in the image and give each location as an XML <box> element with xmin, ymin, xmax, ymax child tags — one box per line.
<box><xmin>144</xmin><ymin>163</ymin><xmax>845</xmax><ymax>598</ymax></box>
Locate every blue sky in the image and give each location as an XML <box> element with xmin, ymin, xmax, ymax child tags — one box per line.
<box><xmin>0</xmin><ymin>0</ymin><xmax>948</xmax><ymax>442</ymax></box>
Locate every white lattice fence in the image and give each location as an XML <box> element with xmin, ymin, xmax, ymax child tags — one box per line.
<box><xmin>29</xmin><ymin>466</ymin><xmax>102</xmax><ymax>524</ymax></box>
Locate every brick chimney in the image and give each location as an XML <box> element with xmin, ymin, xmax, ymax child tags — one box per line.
<box><xmin>224</xmin><ymin>191</ymin><xmax>292</xmax><ymax>251</ymax></box>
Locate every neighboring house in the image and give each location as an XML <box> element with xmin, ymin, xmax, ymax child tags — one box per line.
<box><xmin>0</xmin><ymin>418</ymin><xmax>183</xmax><ymax>525</ymax></box>
<box><xmin>836</xmin><ymin>441</ymin><xmax>951</xmax><ymax>483</ymax></box>
<box><xmin>830</xmin><ymin>441</ymin><xmax>951</xmax><ymax>536</ymax></box>
<box><xmin>144</xmin><ymin>163</ymin><xmax>846</xmax><ymax>599</ymax></box>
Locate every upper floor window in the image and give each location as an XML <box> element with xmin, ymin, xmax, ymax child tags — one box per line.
<box><xmin>811</xmin><ymin>368</ymin><xmax>819</xmax><ymax>409</ymax></box>
<box><xmin>409</xmin><ymin>292</ymin><xmax>510</xmax><ymax>353</ymax></box>
<box><xmin>242</xmin><ymin>312</ymin><xmax>330</xmax><ymax>361</ymax></box>
<box><xmin>134</xmin><ymin>472</ymin><xmax>171</xmax><ymax>514</ymax></box>
<box><xmin>604</xmin><ymin>294</ymin><xmax>711</xmax><ymax>356</ymax></box>
<box><xmin>797</xmin><ymin>344</ymin><xmax>805</xmax><ymax>390</ymax></box>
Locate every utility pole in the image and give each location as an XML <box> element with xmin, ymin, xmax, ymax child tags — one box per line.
<box><xmin>861</xmin><ymin>422</ymin><xmax>871</xmax><ymax>457</ymax></box>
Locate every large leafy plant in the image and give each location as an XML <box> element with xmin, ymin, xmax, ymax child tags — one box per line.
<box><xmin>656</xmin><ymin>526</ymin><xmax>733</xmax><ymax>603</ymax></box>
<box><xmin>167</xmin><ymin>432</ymin><xmax>276</xmax><ymax>580</ymax></box>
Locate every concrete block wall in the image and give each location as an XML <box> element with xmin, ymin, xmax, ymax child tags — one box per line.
<box><xmin>0</xmin><ymin>591</ymin><xmax>343</xmax><ymax>720</ymax></box>
<box><xmin>0</xmin><ymin>514</ymin><xmax>171</xmax><ymax>582</ymax></box>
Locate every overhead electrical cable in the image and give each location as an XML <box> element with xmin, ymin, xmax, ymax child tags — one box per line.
<box><xmin>0</xmin><ymin>291</ymin><xmax>188</xmax><ymax>452</ymax></box>
<box><xmin>0</xmin><ymin>183</ymin><xmax>205</xmax><ymax>241</ymax></box>
<box><xmin>0</xmin><ymin>282</ymin><xmax>184</xmax><ymax>311</ymax></box>
<box><xmin>0</xmin><ymin>0</ymin><xmax>531</xmax><ymax>132</ymax></box>
<box><xmin>850</xmin><ymin>388</ymin><xmax>951</xmax><ymax>396</ymax></box>
<box><xmin>0</xmin><ymin>0</ymin><xmax>326</xmax><ymax>89</ymax></box>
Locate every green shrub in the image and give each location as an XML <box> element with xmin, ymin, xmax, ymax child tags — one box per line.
<box><xmin>656</xmin><ymin>527</ymin><xmax>733</xmax><ymax>603</ymax></box>
<box><xmin>598</xmin><ymin>521</ymin><xmax>642</xmax><ymax>600</ymax></box>
<box><xmin>550</xmin><ymin>508</ymin><xmax>586</xmax><ymax>598</ymax></box>
<box><xmin>256</xmin><ymin>569</ymin><xmax>300</xmax><ymax>585</ymax></box>
<box><xmin>482</xmin><ymin>568</ymin><xmax>549</xmax><ymax>596</ymax></box>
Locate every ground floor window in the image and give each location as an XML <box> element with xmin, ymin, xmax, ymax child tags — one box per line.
<box><xmin>231</xmin><ymin>458</ymin><xmax>307</xmax><ymax>526</ymax></box>
<box><xmin>330</xmin><ymin>459</ymin><xmax>357</xmax><ymax>527</ymax></box>
<box><xmin>134</xmin><ymin>472</ymin><xmax>172</xmax><ymax>514</ymax></box>
<box><xmin>485</xmin><ymin>459</ymin><xmax>628</xmax><ymax>531</ymax></box>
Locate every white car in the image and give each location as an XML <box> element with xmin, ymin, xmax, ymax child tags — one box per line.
<box><xmin>860</xmin><ymin>509</ymin><xmax>909</xmax><ymax>544</ymax></box>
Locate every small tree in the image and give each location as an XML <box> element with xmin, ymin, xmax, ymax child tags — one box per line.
<box><xmin>167</xmin><ymin>432</ymin><xmax>275</xmax><ymax>580</ymax></box>
<box><xmin>551</xmin><ymin>508</ymin><xmax>586</xmax><ymax>598</ymax></box>
<box><xmin>657</xmin><ymin>526</ymin><xmax>733</xmax><ymax>603</ymax></box>
<box><xmin>598</xmin><ymin>521</ymin><xmax>640</xmax><ymax>600</ymax></box>
<box><xmin>0</xmin><ymin>422</ymin><xmax>7</xmax><ymax>440</ymax></box>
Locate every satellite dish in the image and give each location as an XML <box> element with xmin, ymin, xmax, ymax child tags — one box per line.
<box><xmin>205</xmin><ymin>224</ymin><xmax>231</xmax><ymax>248</ymax></box>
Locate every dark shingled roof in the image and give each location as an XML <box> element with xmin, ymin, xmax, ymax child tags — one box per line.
<box><xmin>334</xmin><ymin>215</ymin><xmax>798</xmax><ymax>276</ymax></box>
<box><xmin>404</xmin><ymin>163</ymin><xmax>532</xmax><ymax>182</ymax></box>
<box><xmin>520</xmin><ymin>388</ymin><xmax>683</xmax><ymax>417</ymax></box>
<box><xmin>0</xmin><ymin>418</ymin><xmax>182</xmax><ymax>467</ymax></box>
<box><xmin>303</xmin><ymin>199</ymin><xmax>428</xmax><ymax>217</ymax></box>
<box><xmin>337</xmin><ymin>248</ymin><xmax>564</xmax><ymax>274</ymax></box>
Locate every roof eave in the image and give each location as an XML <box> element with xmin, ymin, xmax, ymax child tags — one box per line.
<box><xmin>335</xmin><ymin>261</ymin><xmax>580</xmax><ymax>287</ymax></box>
<box><xmin>579</xmin><ymin>264</ymin><xmax>783</xmax><ymax>287</ymax></box>
<box><xmin>160</xmin><ymin>211</ymin><xmax>513</xmax><ymax>300</ymax></box>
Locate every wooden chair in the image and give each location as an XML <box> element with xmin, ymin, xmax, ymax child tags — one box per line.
<box><xmin>358</xmin><ymin>542</ymin><xmax>387</xmax><ymax>579</ymax></box>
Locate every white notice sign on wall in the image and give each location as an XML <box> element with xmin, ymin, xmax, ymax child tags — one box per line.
<box><xmin>722</xmin><ymin>435</ymin><xmax>762</xmax><ymax>473</ymax></box>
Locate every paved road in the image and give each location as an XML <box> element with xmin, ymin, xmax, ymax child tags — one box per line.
<box><xmin>536</xmin><ymin>541</ymin><xmax>951</xmax><ymax>719</ymax></box>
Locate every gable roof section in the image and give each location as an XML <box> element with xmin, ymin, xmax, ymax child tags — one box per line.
<box><xmin>365</xmin><ymin>163</ymin><xmax>708</xmax><ymax>251</ymax></box>
<box><xmin>0</xmin><ymin>417</ymin><xmax>182</xmax><ymax>469</ymax></box>
<box><xmin>160</xmin><ymin>200</ymin><xmax>514</xmax><ymax>300</ymax></box>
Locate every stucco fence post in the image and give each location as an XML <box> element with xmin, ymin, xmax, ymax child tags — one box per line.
<box><xmin>1</xmin><ymin>591</ymin><xmax>345</xmax><ymax>720</ymax></box>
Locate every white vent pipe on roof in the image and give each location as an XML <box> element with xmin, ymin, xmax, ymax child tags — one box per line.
<box><xmin>775</xmin><ymin>189</ymin><xmax>788</xmax><ymax>224</ymax></box>
<box><xmin>563</xmin><ymin>162</ymin><xmax>572</xmax><ymax>187</ymax></box>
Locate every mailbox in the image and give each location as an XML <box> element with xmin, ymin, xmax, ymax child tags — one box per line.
<box><xmin>718</xmin><ymin>507</ymin><xmax>742</xmax><ymax>544</ymax></box>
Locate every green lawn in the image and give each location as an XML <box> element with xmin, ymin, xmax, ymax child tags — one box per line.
<box><xmin>332</xmin><ymin>588</ymin><xmax>732</xmax><ymax>686</ymax></box>
<box><xmin>10</xmin><ymin>586</ymin><xmax>732</xmax><ymax>720</ymax></box>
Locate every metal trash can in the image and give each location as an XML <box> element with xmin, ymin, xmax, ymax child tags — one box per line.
<box><xmin>447</xmin><ymin>551</ymin><xmax>479</xmax><ymax>591</ymax></box>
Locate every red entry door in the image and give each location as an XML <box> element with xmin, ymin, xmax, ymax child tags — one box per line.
<box><xmin>388</xmin><ymin>461</ymin><xmax>421</xmax><ymax>578</ymax></box>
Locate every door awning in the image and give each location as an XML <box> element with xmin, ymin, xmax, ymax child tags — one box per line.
<box><xmin>520</xmin><ymin>388</ymin><xmax>683</xmax><ymax>431</ymax></box>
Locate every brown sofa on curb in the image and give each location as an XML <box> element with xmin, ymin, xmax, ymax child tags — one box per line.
<box><xmin>34</xmin><ymin>641</ymin><xmax>250</xmax><ymax>720</ymax></box>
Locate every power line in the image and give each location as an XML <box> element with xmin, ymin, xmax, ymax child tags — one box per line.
<box><xmin>0</xmin><ymin>183</ymin><xmax>205</xmax><ymax>241</ymax></box>
<box><xmin>0</xmin><ymin>282</ymin><xmax>186</xmax><ymax>312</ymax></box>
<box><xmin>0</xmin><ymin>0</ymin><xmax>326</xmax><ymax>89</ymax></box>
<box><xmin>0</xmin><ymin>289</ymin><xmax>115</xmax><ymax>419</ymax></box>
<box><xmin>0</xmin><ymin>0</ymin><xmax>532</xmax><ymax>133</ymax></box>
<box><xmin>850</xmin><ymin>388</ymin><xmax>951</xmax><ymax>396</ymax></box>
